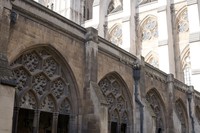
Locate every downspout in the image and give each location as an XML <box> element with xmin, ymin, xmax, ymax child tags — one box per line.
<box><xmin>133</xmin><ymin>63</ymin><xmax>144</xmax><ymax>133</ymax></box>
<box><xmin>188</xmin><ymin>89</ymin><xmax>195</xmax><ymax>133</ymax></box>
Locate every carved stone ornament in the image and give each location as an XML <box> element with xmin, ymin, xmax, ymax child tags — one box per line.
<box><xmin>13</xmin><ymin>67</ymin><xmax>28</xmax><ymax>91</ymax></box>
<box><xmin>60</xmin><ymin>99</ymin><xmax>71</xmax><ymax>114</ymax></box>
<box><xmin>51</xmin><ymin>78</ymin><xmax>65</xmax><ymax>99</ymax></box>
<box><xmin>41</xmin><ymin>96</ymin><xmax>55</xmax><ymax>112</ymax></box>
<box><xmin>177</xmin><ymin>9</ymin><xmax>189</xmax><ymax>33</ymax></box>
<box><xmin>141</xmin><ymin>17</ymin><xmax>158</xmax><ymax>41</ymax></box>
<box><xmin>20</xmin><ymin>91</ymin><xmax>36</xmax><ymax>109</ymax></box>
<box><xmin>23</xmin><ymin>52</ymin><xmax>39</xmax><ymax>72</ymax></box>
<box><xmin>32</xmin><ymin>73</ymin><xmax>48</xmax><ymax>96</ymax></box>
<box><xmin>43</xmin><ymin>58</ymin><xmax>57</xmax><ymax>77</ymax></box>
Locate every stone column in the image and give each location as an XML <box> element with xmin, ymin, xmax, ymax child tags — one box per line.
<box><xmin>157</xmin><ymin>0</ymin><xmax>176</xmax><ymax>76</ymax></box>
<box><xmin>51</xmin><ymin>112</ymin><xmax>58</xmax><ymax>133</ymax></box>
<box><xmin>187</xmin><ymin>86</ymin><xmax>195</xmax><ymax>133</ymax></box>
<box><xmin>83</xmin><ymin>27</ymin><xmax>100</xmax><ymax>133</ymax></box>
<box><xmin>166</xmin><ymin>74</ymin><xmax>175</xmax><ymax>133</ymax></box>
<box><xmin>187</xmin><ymin>0</ymin><xmax>200</xmax><ymax>91</ymax></box>
<box><xmin>32</xmin><ymin>110</ymin><xmax>40</xmax><ymax>133</ymax></box>
<box><xmin>12</xmin><ymin>107</ymin><xmax>20</xmax><ymax>133</ymax></box>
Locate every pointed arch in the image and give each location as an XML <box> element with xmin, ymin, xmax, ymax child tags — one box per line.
<box><xmin>11</xmin><ymin>45</ymin><xmax>80</xmax><ymax>132</ymax></box>
<box><xmin>40</xmin><ymin>94</ymin><xmax>57</xmax><ymax>112</ymax></box>
<box><xmin>98</xmin><ymin>71</ymin><xmax>133</xmax><ymax>133</ymax></box>
<box><xmin>181</xmin><ymin>46</ymin><xmax>191</xmax><ymax>85</ymax></box>
<box><xmin>146</xmin><ymin>88</ymin><xmax>166</xmax><ymax>133</ymax></box>
<box><xmin>19</xmin><ymin>90</ymin><xmax>38</xmax><ymax>110</ymax></box>
<box><xmin>175</xmin><ymin>98</ymin><xmax>188</xmax><ymax>133</ymax></box>
<box><xmin>108</xmin><ymin>23</ymin><xmax>122</xmax><ymax>46</ymax></box>
<box><xmin>176</xmin><ymin>6</ymin><xmax>189</xmax><ymax>33</ymax></box>
<box><xmin>139</xmin><ymin>15</ymin><xmax>158</xmax><ymax>41</ymax></box>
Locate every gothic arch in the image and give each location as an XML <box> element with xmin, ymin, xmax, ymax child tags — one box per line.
<box><xmin>146</xmin><ymin>88</ymin><xmax>166</xmax><ymax>133</ymax></box>
<box><xmin>176</xmin><ymin>7</ymin><xmax>189</xmax><ymax>33</ymax></box>
<box><xmin>181</xmin><ymin>46</ymin><xmax>191</xmax><ymax>85</ymax></box>
<box><xmin>139</xmin><ymin>15</ymin><xmax>158</xmax><ymax>41</ymax></box>
<box><xmin>98</xmin><ymin>72</ymin><xmax>133</xmax><ymax>133</ymax></box>
<box><xmin>11</xmin><ymin>45</ymin><xmax>80</xmax><ymax>132</ymax></box>
<box><xmin>175</xmin><ymin>98</ymin><xmax>189</xmax><ymax>133</ymax></box>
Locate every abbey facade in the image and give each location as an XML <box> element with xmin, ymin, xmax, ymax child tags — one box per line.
<box><xmin>1</xmin><ymin>0</ymin><xmax>200</xmax><ymax>133</ymax></box>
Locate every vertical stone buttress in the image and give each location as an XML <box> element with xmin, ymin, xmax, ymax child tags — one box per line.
<box><xmin>187</xmin><ymin>86</ymin><xmax>196</xmax><ymax>133</ymax></box>
<box><xmin>157</xmin><ymin>0</ymin><xmax>176</xmax><ymax>76</ymax></box>
<box><xmin>83</xmin><ymin>27</ymin><xmax>108</xmax><ymax>133</ymax></box>
<box><xmin>0</xmin><ymin>0</ymin><xmax>16</xmax><ymax>133</ymax></box>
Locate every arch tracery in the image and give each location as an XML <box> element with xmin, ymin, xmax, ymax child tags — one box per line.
<box><xmin>11</xmin><ymin>46</ymin><xmax>79</xmax><ymax>132</ymax></box>
<box><xmin>175</xmin><ymin>99</ymin><xmax>188</xmax><ymax>133</ymax></box>
<box><xmin>146</xmin><ymin>89</ymin><xmax>165</xmax><ymax>132</ymax></box>
<box><xmin>99</xmin><ymin>72</ymin><xmax>132</xmax><ymax>133</ymax></box>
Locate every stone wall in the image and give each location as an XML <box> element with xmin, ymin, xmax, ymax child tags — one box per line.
<box><xmin>0</xmin><ymin>0</ymin><xmax>200</xmax><ymax>133</ymax></box>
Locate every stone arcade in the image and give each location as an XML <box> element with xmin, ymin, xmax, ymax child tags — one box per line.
<box><xmin>0</xmin><ymin>0</ymin><xmax>200</xmax><ymax>133</ymax></box>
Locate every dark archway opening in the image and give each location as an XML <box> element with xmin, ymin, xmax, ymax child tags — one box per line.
<box><xmin>57</xmin><ymin>114</ymin><xmax>69</xmax><ymax>133</ymax></box>
<box><xmin>121</xmin><ymin>123</ymin><xmax>127</xmax><ymax>133</ymax></box>
<box><xmin>111</xmin><ymin>122</ymin><xmax>118</xmax><ymax>133</ymax></box>
<box><xmin>17</xmin><ymin>109</ymin><xmax>34</xmax><ymax>133</ymax></box>
<box><xmin>39</xmin><ymin>112</ymin><xmax>52</xmax><ymax>133</ymax></box>
<box><xmin>157</xmin><ymin>128</ymin><xmax>162</xmax><ymax>133</ymax></box>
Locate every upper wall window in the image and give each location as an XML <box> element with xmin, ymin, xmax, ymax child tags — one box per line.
<box><xmin>109</xmin><ymin>24</ymin><xmax>122</xmax><ymax>46</ymax></box>
<box><xmin>107</xmin><ymin>0</ymin><xmax>123</xmax><ymax>14</ymax></box>
<box><xmin>182</xmin><ymin>50</ymin><xmax>191</xmax><ymax>85</ymax></box>
<box><xmin>177</xmin><ymin>8</ymin><xmax>189</xmax><ymax>33</ymax></box>
<box><xmin>140</xmin><ymin>16</ymin><xmax>158</xmax><ymax>41</ymax></box>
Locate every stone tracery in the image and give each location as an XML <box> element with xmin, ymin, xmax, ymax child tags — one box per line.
<box><xmin>175</xmin><ymin>100</ymin><xmax>187</xmax><ymax>133</ymax></box>
<box><xmin>99</xmin><ymin>73</ymin><xmax>130</xmax><ymax>132</ymax></box>
<box><xmin>12</xmin><ymin>48</ymin><xmax>72</xmax><ymax>114</ymax></box>
<box><xmin>140</xmin><ymin>17</ymin><xmax>158</xmax><ymax>41</ymax></box>
<box><xmin>146</xmin><ymin>89</ymin><xmax>165</xmax><ymax>132</ymax></box>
